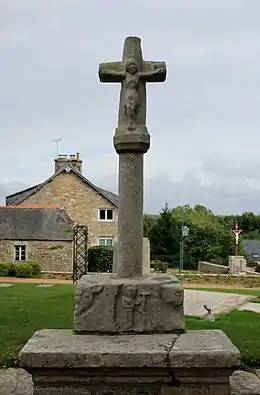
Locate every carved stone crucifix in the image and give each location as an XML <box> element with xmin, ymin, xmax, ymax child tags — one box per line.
<box><xmin>98</xmin><ymin>37</ymin><xmax>166</xmax><ymax>278</ymax></box>
<box><xmin>99</xmin><ymin>36</ymin><xmax>166</xmax><ymax>132</ymax></box>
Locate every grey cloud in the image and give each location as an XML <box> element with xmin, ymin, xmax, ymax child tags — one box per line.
<box><xmin>1</xmin><ymin>0</ymin><xmax>260</xmax><ymax>214</ymax></box>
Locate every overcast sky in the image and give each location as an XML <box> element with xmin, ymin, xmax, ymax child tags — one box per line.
<box><xmin>1</xmin><ymin>1</ymin><xmax>260</xmax><ymax>214</ymax></box>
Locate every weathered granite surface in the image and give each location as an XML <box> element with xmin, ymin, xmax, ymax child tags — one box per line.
<box><xmin>117</xmin><ymin>152</ymin><xmax>145</xmax><ymax>277</ymax></box>
<box><xmin>99</xmin><ymin>36</ymin><xmax>166</xmax><ymax>136</ymax></box>
<box><xmin>230</xmin><ymin>370</ymin><xmax>260</xmax><ymax>394</ymax></box>
<box><xmin>74</xmin><ymin>273</ymin><xmax>184</xmax><ymax>333</ymax></box>
<box><xmin>99</xmin><ymin>36</ymin><xmax>166</xmax><ymax>279</ymax></box>
<box><xmin>113</xmin><ymin>237</ymin><xmax>151</xmax><ymax>275</ymax></box>
<box><xmin>18</xmin><ymin>329</ymin><xmax>240</xmax><ymax>394</ymax></box>
<box><xmin>2</xmin><ymin>368</ymin><xmax>259</xmax><ymax>395</ymax></box>
<box><xmin>0</xmin><ymin>368</ymin><xmax>33</xmax><ymax>395</ymax></box>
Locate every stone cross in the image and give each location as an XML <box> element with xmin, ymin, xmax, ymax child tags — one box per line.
<box><xmin>99</xmin><ymin>36</ymin><xmax>166</xmax><ymax>277</ymax></box>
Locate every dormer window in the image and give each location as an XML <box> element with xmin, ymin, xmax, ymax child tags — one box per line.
<box><xmin>98</xmin><ymin>209</ymin><xmax>114</xmax><ymax>221</ymax></box>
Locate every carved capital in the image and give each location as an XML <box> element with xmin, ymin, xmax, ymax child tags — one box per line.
<box><xmin>114</xmin><ymin>126</ymin><xmax>150</xmax><ymax>154</ymax></box>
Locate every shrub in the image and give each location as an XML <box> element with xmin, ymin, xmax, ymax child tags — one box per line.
<box><xmin>27</xmin><ymin>261</ymin><xmax>41</xmax><ymax>277</ymax></box>
<box><xmin>150</xmin><ymin>260</ymin><xmax>168</xmax><ymax>273</ymax></box>
<box><xmin>13</xmin><ymin>263</ymin><xmax>33</xmax><ymax>278</ymax></box>
<box><xmin>87</xmin><ymin>246</ymin><xmax>113</xmax><ymax>273</ymax></box>
<box><xmin>0</xmin><ymin>262</ymin><xmax>11</xmax><ymax>277</ymax></box>
<box><xmin>0</xmin><ymin>261</ymin><xmax>41</xmax><ymax>278</ymax></box>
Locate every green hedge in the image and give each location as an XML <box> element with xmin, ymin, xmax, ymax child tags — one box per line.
<box><xmin>87</xmin><ymin>248</ymin><xmax>166</xmax><ymax>274</ymax></box>
<box><xmin>87</xmin><ymin>246</ymin><xmax>113</xmax><ymax>273</ymax></box>
<box><xmin>0</xmin><ymin>261</ymin><xmax>42</xmax><ymax>278</ymax></box>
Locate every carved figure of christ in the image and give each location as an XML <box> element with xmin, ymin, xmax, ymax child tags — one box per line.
<box><xmin>99</xmin><ymin>37</ymin><xmax>166</xmax><ymax>129</ymax></box>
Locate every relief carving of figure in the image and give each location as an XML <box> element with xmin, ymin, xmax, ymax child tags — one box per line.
<box><xmin>121</xmin><ymin>285</ymin><xmax>139</xmax><ymax>324</ymax></box>
<box><xmin>106</xmin><ymin>58</ymin><xmax>163</xmax><ymax>130</ymax></box>
<box><xmin>114</xmin><ymin>285</ymin><xmax>153</xmax><ymax>331</ymax></box>
<box><xmin>76</xmin><ymin>285</ymin><xmax>104</xmax><ymax>315</ymax></box>
<box><xmin>115</xmin><ymin>285</ymin><xmax>141</xmax><ymax>331</ymax></box>
<box><xmin>124</xmin><ymin>58</ymin><xmax>140</xmax><ymax>129</ymax></box>
<box><xmin>123</xmin><ymin>58</ymin><xmax>163</xmax><ymax>129</ymax></box>
<box><xmin>161</xmin><ymin>283</ymin><xmax>184</xmax><ymax>307</ymax></box>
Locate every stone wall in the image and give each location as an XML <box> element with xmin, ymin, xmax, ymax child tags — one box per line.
<box><xmin>20</xmin><ymin>171</ymin><xmax>118</xmax><ymax>246</ymax></box>
<box><xmin>176</xmin><ymin>272</ymin><xmax>260</xmax><ymax>287</ymax></box>
<box><xmin>198</xmin><ymin>261</ymin><xmax>229</xmax><ymax>274</ymax></box>
<box><xmin>0</xmin><ymin>240</ymin><xmax>73</xmax><ymax>272</ymax></box>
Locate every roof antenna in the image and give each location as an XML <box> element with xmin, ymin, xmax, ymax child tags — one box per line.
<box><xmin>53</xmin><ymin>138</ymin><xmax>62</xmax><ymax>157</ymax></box>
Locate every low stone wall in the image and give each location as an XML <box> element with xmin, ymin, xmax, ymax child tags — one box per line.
<box><xmin>41</xmin><ymin>271</ymin><xmax>260</xmax><ymax>287</ymax></box>
<box><xmin>41</xmin><ymin>271</ymin><xmax>73</xmax><ymax>280</ymax></box>
<box><xmin>177</xmin><ymin>273</ymin><xmax>260</xmax><ymax>288</ymax></box>
<box><xmin>198</xmin><ymin>261</ymin><xmax>229</xmax><ymax>274</ymax></box>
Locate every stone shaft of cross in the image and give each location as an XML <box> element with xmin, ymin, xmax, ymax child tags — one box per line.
<box><xmin>99</xmin><ymin>36</ymin><xmax>166</xmax><ymax>277</ymax></box>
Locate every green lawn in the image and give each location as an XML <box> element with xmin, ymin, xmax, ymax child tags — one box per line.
<box><xmin>0</xmin><ymin>283</ymin><xmax>260</xmax><ymax>368</ymax></box>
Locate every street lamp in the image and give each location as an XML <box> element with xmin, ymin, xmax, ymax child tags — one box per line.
<box><xmin>179</xmin><ymin>225</ymin><xmax>189</xmax><ymax>271</ymax></box>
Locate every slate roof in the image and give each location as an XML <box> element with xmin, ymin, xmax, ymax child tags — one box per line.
<box><xmin>0</xmin><ymin>207</ymin><xmax>73</xmax><ymax>241</ymax></box>
<box><xmin>242</xmin><ymin>239</ymin><xmax>260</xmax><ymax>259</ymax></box>
<box><xmin>6</xmin><ymin>165</ymin><xmax>119</xmax><ymax>207</ymax></box>
<box><xmin>6</xmin><ymin>184</ymin><xmax>41</xmax><ymax>206</ymax></box>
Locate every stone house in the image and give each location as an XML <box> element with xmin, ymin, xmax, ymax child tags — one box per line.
<box><xmin>0</xmin><ymin>206</ymin><xmax>74</xmax><ymax>272</ymax></box>
<box><xmin>2</xmin><ymin>153</ymin><xmax>119</xmax><ymax>272</ymax></box>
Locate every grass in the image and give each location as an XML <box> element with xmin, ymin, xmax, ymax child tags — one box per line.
<box><xmin>0</xmin><ymin>283</ymin><xmax>260</xmax><ymax>368</ymax></box>
<box><xmin>0</xmin><ymin>284</ymin><xmax>75</xmax><ymax>367</ymax></box>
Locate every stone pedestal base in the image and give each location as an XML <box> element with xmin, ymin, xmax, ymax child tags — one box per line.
<box><xmin>74</xmin><ymin>274</ymin><xmax>184</xmax><ymax>333</ymax></box>
<box><xmin>19</xmin><ymin>329</ymin><xmax>240</xmax><ymax>394</ymax></box>
<box><xmin>228</xmin><ymin>256</ymin><xmax>247</xmax><ymax>275</ymax></box>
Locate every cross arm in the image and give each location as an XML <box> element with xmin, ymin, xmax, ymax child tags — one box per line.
<box><xmin>99</xmin><ymin>62</ymin><xmax>125</xmax><ymax>83</ymax></box>
<box><xmin>139</xmin><ymin>61</ymin><xmax>167</xmax><ymax>82</ymax></box>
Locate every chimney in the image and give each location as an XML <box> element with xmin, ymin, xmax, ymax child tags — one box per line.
<box><xmin>54</xmin><ymin>153</ymin><xmax>83</xmax><ymax>174</ymax></box>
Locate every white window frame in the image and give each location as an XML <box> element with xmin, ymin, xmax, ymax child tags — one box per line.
<box><xmin>14</xmin><ymin>245</ymin><xmax>26</xmax><ymax>261</ymax></box>
<box><xmin>98</xmin><ymin>209</ymin><xmax>114</xmax><ymax>221</ymax></box>
<box><xmin>98</xmin><ymin>237</ymin><xmax>114</xmax><ymax>247</ymax></box>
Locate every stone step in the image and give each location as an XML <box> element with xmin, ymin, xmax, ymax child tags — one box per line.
<box><xmin>1</xmin><ymin>368</ymin><xmax>260</xmax><ymax>394</ymax></box>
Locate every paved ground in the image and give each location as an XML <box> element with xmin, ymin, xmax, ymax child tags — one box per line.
<box><xmin>184</xmin><ymin>289</ymin><xmax>256</xmax><ymax>317</ymax></box>
<box><xmin>0</xmin><ymin>277</ymin><xmax>73</xmax><ymax>284</ymax></box>
<box><xmin>0</xmin><ymin>368</ymin><xmax>33</xmax><ymax>395</ymax></box>
<box><xmin>238</xmin><ymin>302</ymin><xmax>260</xmax><ymax>314</ymax></box>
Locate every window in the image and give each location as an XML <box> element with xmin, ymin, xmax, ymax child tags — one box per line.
<box><xmin>99</xmin><ymin>209</ymin><xmax>114</xmax><ymax>221</ymax></box>
<box><xmin>14</xmin><ymin>245</ymin><xmax>26</xmax><ymax>261</ymax></box>
<box><xmin>98</xmin><ymin>237</ymin><xmax>114</xmax><ymax>247</ymax></box>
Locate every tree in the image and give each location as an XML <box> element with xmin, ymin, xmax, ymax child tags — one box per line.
<box><xmin>148</xmin><ymin>203</ymin><xmax>179</xmax><ymax>265</ymax></box>
<box><xmin>143</xmin><ymin>214</ymin><xmax>157</xmax><ymax>238</ymax></box>
<box><xmin>146</xmin><ymin>203</ymin><xmax>249</xmax><ymax>270</ymax></box>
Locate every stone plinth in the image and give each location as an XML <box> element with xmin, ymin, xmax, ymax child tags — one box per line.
<box><xmin>74</xmin><ymin>274</ymin><xmax>184</xmax><ymax>333</ymax></box>
<box><xmin>228</xmin><ymin>256</ymin><xmax>247</xmax><ymax>275</ymax></box>
<box><xmin>18</xmin><ymin>329</ymin><xmax>240</xmax><ymax>394</ymax></box>
<box><xmin>113</xmin><ymin>237</ymin><xmax>151</xmax><ymax>275</ymax></box>
<box><xmin>142</xmin><ymin>237</ymin><xmax>151</xmax><ymax>274</ymax></box>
